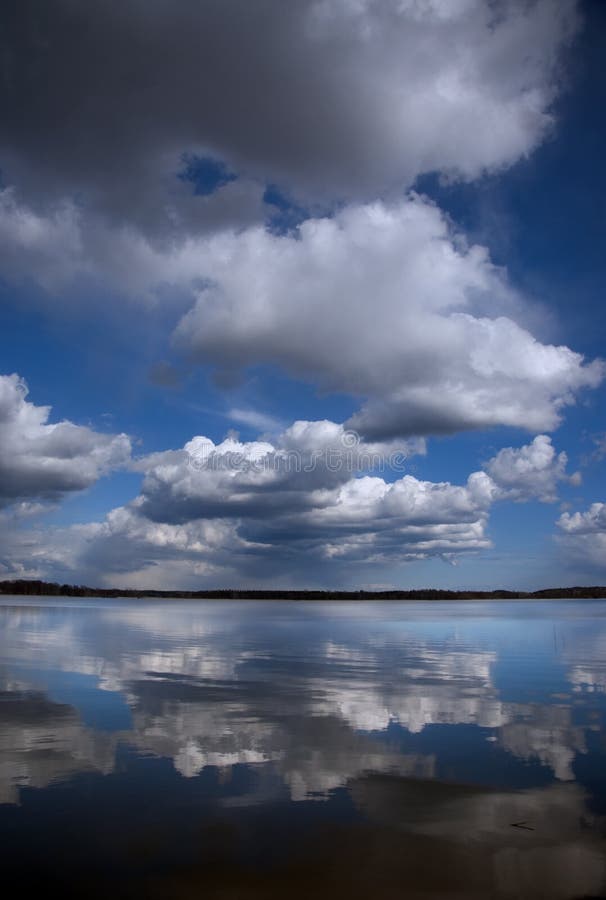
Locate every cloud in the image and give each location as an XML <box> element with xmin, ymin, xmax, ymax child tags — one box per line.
<box><xmin>0</xmin><ymin>0</ymin><xmax>581</xmax><ymax>227</ymax></box>
<box><xmin>484</xmin><ymin>434</ymin><xmax>578</xmax><ymax>503</ymax></box>
<box><xmin>556</xmin><ymin>502</ymin><xmax>606</xmax><ymax>571</ymax></box>
<box><xmin>559</xmin><ymin>503</ymin><xmax>606</xmax><ymax>534</ymax></box>
<box><xmin>0</xmin><ymin>374</ymin><xmax>131</xmax><ymax>509</ymax></box>
<box><xmin>0</xmin><ymin>2</ymin><xmax>596</xmax><ymax>461</ymax></box>
<box><xmin>1</xmin><ymin>426</ymin><xmax>576</xmax><ymax>587</ymax></box>
<box><xmin>175</xmin><ymin>197</ymin><xmax>603</xmax><ymax>438</ymax></box>
<box><xmin>0</xmin><ymin>3</ymin><xmax>598</xmax><ymax>448</ymax></box>
<box><xmin>0</xmin><ymin>188</ymin><xmax>87</xmax><ymax>292</ymax></box>
<box><xmin>2</xmin><ymin>193</ymin><xmax>600</xmax><ymax>445</ymax></box>
<box><xmin>227</xmin><ymin>407</ymin><xmax>285</xmax><ymax>434</ymax></box>
<box><xmin>0</xmin><ymin>185</ymin><xmax>264</xmax><ymax>297</ymax></box>
<box><xmin>129</xmin><ymin>420</ymin><xmax>423</xmax><ymax>522</ymax></box>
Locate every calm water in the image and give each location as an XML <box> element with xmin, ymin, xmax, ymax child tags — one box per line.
<box><xmin>1</xmin><ymin>598</ymin><xmax>605</xmax><ymax>898</ymax></box>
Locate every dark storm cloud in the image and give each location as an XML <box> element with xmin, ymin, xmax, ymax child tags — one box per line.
<box><xmin>0</xmin><ymin>0</ymin><xmax>580</xmax><ymax>233</ymax></box>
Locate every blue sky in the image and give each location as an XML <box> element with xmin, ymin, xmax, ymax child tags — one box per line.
<box><xmin>0</xmin><ymin>0</ymin><xmax>604</xmax><ymax>590</ymax></box>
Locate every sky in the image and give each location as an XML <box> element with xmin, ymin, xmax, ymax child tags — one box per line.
<box><xmin>0</xmin><ymin>0</ymin><xmax>605</xmax><ymax>591</ymax></box>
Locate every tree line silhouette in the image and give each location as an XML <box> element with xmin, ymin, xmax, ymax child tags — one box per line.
<box><xmin>1</xmin><ymin>579</ymin><xmax>605</xmax><ymax>600</ymax></box>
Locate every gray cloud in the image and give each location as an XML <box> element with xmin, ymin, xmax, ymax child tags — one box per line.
<box><xmin>1</xmin><ymin>193</ymin><xmax>600</xmax><ymax>445</ymax></box>
<box><xmin>0</xmin><ymin>373</ymin><xmax>131</xmax><ymax>509</ymax></box>
<box><xmin>0</xmin><ymin>0</ymin><xmax>580</xmax><ymax>227</ymax></box>
<box><xmin>0</xmin><ymin>2</ymin><xmax>599</xmax><ymax>447</ymax></box>
<box><xmin>0</xmin><ymin>425</ymin><xmax>577</xmax><ymax>587</ymax></box>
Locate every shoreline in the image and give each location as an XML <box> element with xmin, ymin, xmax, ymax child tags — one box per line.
<box><xmin>1</xmin><ymin>579</ymin><xmax>605</xmax><ymax>601</ymax></box>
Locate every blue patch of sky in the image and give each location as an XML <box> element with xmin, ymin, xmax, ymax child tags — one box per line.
<box><xmin>178</xmin><ymin>153</ymin><xmax>237</xmax><ymax>195</ymax></box>
<box><xmin>263</xmin><ymin>184</ymin><xmax>309</xmax><ymax>233</ymax></box>
<box><xmin>371</xmin><ymin>540</ymin><xmax>571</xmax><ymax>592</ymax></box>
<box><xmin>39</xmin><ymin>472</ymin><xmax>143</xmax><ymax>527</ymax></box>
<box><xmin>224</xmin><ymin>364</ymin><xmax>359</xmax><ymax>432</ymax></box>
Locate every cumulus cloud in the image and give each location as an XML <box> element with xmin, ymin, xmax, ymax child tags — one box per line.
<box><xmin>132</xmin><ymin>420</ymin><xmax>423</xmax><ymax>522</ymax></box>
<box><xmin>557</xmin><ymin>502</ymin><xmax>606</xmax><ymax>571</ymax></box>
<box><xmin>558</xmin><ymin>502</ymin><xmax>606</xmax><ymax>535</ymax></box>
<box><xmin>0</xmin><ymin>0</ymin><xmax>599</xmax><ymax>506</ymax></box>
<box><xmin>484</xmin><ymin>434</ymin><xmax>579</xmax><ymax>502</ymax></box>
<box><xmin>1</xmin><ymin>192</ymin><xmax>600</xmax><ymax>443</ymax></box>
<box><xmin>129</xmin><ymin>424</ymin><xmax>479</xmax><ymax>562</ymax></box>
<box><xmin>1</xmin><ymin>426</ymin><xmax>577</xmax><ymax>587</ymax></box>
<box><xmin>0</xmin><ymin>4</ymin><xmax>599</xmax><ymax>449</ymax></box>
<box><xmin>0</xmin><ymin>186</ymin><xmax>264</xmax><ymax>297</ymax></box>
<box><xmin>0</xmin><ymin>0</ymin><xmax>581</xmax><ymax>226</ymax></box>
<box><xmin>175</xmin><ymin>198</ymin><xmax>603</xmax><ymax>438</ymax></box>
<box><xmin>0</xmin><ymin>374</ymin><xmax>131</xmax><ymax>509</ymax></box>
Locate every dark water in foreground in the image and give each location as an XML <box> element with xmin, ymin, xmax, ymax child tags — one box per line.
<box><xmin>1</xmin><ymin>598</ymin><xmax>605</xmax><ymax>898</ymax></box>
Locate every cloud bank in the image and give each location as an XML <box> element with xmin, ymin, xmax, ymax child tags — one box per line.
<box><xmin>0</xmin><ymin>412</ymin><xmax>575</xmax><ymax>586</ymax></box>
<box><xmin>1</xmin><ymin>0</ymin><xmax>580</xmax><ymax>223</ymax></box>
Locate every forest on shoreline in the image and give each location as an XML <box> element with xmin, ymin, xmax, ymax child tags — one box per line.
<box><xmin>1</xmin><ymin>579</ymin><xmax>605</xmax><ymax>600</ymax></box>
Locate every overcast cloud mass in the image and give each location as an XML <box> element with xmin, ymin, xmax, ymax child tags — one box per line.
<box><xmin>0</xmin><ymin>0</ymin><xmax>604</xmax><ymax>588</ymax></box>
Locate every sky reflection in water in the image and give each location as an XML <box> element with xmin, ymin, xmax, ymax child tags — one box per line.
<box><xmin>1</xmin><ymin>598</ymin><xmax>605</xmax><ymax>898</ymax></box>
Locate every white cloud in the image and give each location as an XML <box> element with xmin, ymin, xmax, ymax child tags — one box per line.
<box><xmin>130</xmin><ymin>421</ymin><xmax>424</xmax><ymax>525</ymax></box>
<box><xmin>2</xmin><ymin>193</ymin><xmax>600</xmax><ymax>445</ymax></box>
<box><xmin>558</xmin><ymin>502</ymin><xmax>606</xmax><ymax>535</ymax></box>
<box><xmin>557</xmin><ymin>502</ymin><xmax>606</xmax><ymax>571</ymax></box>
<box><xmin>484</xmin><ymin>434</ymin><xmax>578</xmax><ymax>503</ymax></box>
<box><xmin>0</xmin><ymin>426</ymin><xmax>577</xmax><ymax>587</ymax></box>
<box><xmin>227</xmin><ymin>408</ymin><xmax>285</xmax><ymax>434</ymax></box>
<box><xmin>0</xmin><ymin>374</ymin><xmax>131</xmax><ymax>509</ymax></box>
<box><xmin>175</xmin><ymin>198</ymin><xmax>603</xmax><ymax>438</ymax></box>
<box><xmin>0</xmin><ymin>2</ymin><xmax>596</xmax><ymax>477</ymax></box>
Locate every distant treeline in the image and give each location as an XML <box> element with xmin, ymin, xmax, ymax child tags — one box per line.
<box><xmin>1</xmin><ymin>579</ymin><xmax>605</xmax><ymax>600</ymax></box>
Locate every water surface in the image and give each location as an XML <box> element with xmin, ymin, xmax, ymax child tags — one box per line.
<box><xmin>1</xmin><ymin>598</ymin><xmax>605</xmax><ymax>898</ymax></box>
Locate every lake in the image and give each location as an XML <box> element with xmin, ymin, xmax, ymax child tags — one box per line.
<box><xmin>1</xmin><ymin>597</ymin><xmax>605</xmax><ymax>898</ymax></box>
